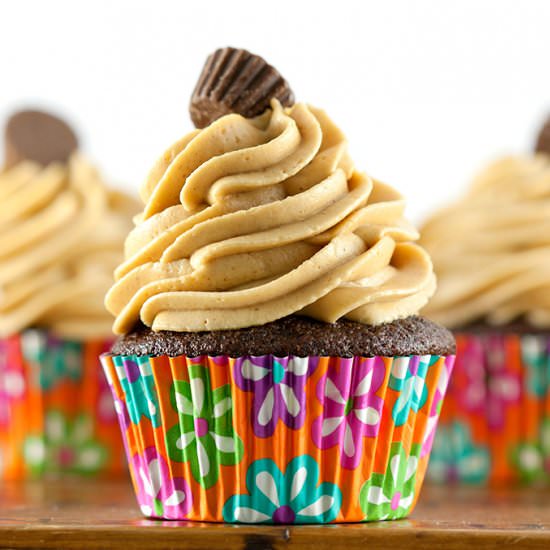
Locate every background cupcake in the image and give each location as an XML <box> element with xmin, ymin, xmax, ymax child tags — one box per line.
<box><xmin>101</xmin><ymin>47</ymin><xmax>455</xmax><ymax>523</ymax></box>
<box><xmin>421</xmin><ymin>116</ymin><xmax>550</xmax><ymax>485</ymax></box>
<box><xmin>0</xmin><ymin>109</ymin><xmax>138</xmax><ymax>478</ymax></box>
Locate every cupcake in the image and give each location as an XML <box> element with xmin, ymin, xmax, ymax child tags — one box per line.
<box><xmin>101</xmin><ymin>47</ymin><xmax>455</xmax><ymax>523</ymax></box>
<box><xmin>422</xmin><ymin>116</ymin><xmax>550</xmax><ymax>485</ymax></box>
<box><xmin>0</xmin><ymin>109</ymin><xmax>138</xmax><ymax>478</ymax></box>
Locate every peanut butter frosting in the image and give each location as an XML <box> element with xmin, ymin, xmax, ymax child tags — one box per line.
<box><xmin>421</xmin><ymin>154</ymin><xmax>550</xmax><ymax>329</ymax></box>
<box><xmin>0</xmin><ymin>155</ymin><xmax>139</xmax><ymax>339</ymax></box>
<box><xmin>106</xmin><ymin>100</ymin><xmax>435</xmax><ymax>334</ymax></box>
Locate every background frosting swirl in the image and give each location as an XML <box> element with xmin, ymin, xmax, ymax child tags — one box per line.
<box><xmin>421</xmin><ymin>154</ymin><xmax>550</xmax><ymax>328</ymax></box>
<box><xmin>0</xmin><ymin>155</ymin><xmax>138</xmax><ymax>338</ymax></box>
<box><xmin>106</xmin><ymin>100</ymin><xmax>435</xmax><ymax>334</ymax></box>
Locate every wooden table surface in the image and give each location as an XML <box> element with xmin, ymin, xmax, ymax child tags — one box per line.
<box><xmin>0</xmin><ymin>480</ymin><xmax>549</xmax><ymax>549</ymax></box>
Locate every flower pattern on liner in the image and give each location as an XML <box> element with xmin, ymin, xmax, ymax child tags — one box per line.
<box><xmin>233</xmin><ymin>356</ymin><xmax>317</xmax><ymax>438</ymax></box>
<box><xmin>96</xmin><ymin>365</ymin><xmax>118</xmax><ymax>424</ymax></box>
<box><xmin>166</xmin><ymin>364</ymin><xmax>244</xmax><ymax>489</ymax></box>
<box><xmin>389</xmin><ymin>356</ymin><xmax>430</xmax><ymax>427</ymax></box>
<box><xmin>100</xmin><ymin>352</ymin><xmax>455</xmax><ymax>522</ymax></box>
<box><xmin>359</xmin><ymin>442</ymin><xmax>419</xmax><ymax>521</ymax></box>
<box><xmin>113</xmin><ymin>356</ymin><xmax>161</xmax><ymax>428</ymax></box>
<box><xmin>484</xmin><ymin>336</ymin><xmax>521</xmax><ymax>429</ymax></box>
<box><xmin>223</xmin><ymin>455</ymin><xmax>342</xmax><ymax>524</ymax></box>
<box><xmin>311</xmin><ymin>357</ymin><xmax>385</xmax><ymax>469</ymax></box>
<box><xmin>23</xmin><ymin>411</ymin><xmax>108</xmax><ymax>475</ymax></box>
<box><xmin>0</xmin><ymin>331</ymin><xmax>124</xmax><ymax>480</ymax></box>
<box><xmin>521</xmin><ymin>335</ymin><xmax>549</xmax><ymax>398</ymax></box>
<box><xmin>21</xmin><ymin>332</ymin><xmax>83</xmax><ymax>390</ymax></box>
<box><xmin>543</xmin><ymin>419</ymin><xmax>550</xmax><ymax>475</ymax></box>
<box><xmin>428</xmin><ymin>333</ymin><xmax>550</xmax><ymax>485</ymax></box>
<box><xmin>0</xmin><ymin>344</ymin><xmax>25</xmax><ymax>429</ymax></box>
<box><xmin>131</xmin><ymin>446</ymin><xmax>193</xmax><ymax>519</ymax></box>
<box><xmin>456</xmin><ymin>336</ymin><xmax>520</xmax><ymax>431</ymax></box>
<box><xmin>421</xmin><ymin>356</ymin><xmax>453</xmax><ymax>458</ymax></box>
<box><xmin>511</xmin><ymin>418</ymin><xmax>550</xmax><ymax>482</ymax></box>
<box><xmin>428</xmin><ymin>423</ymin><xmax>490</xmax><ymax>484</ymax></box>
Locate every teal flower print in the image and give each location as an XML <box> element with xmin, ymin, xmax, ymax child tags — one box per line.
<box><xmin>223</xmin><ymin>455</ymin><xmax>342</xmax><ymax>524</ymax></box>
<box><xmin>428</xmin><ymin>422</ymin><xmax>490</xmax><ymax>484</ymax></box>
<box><xmin>359</xmin><ymin>442</ymin><xmax>419</xmax><ymax>521</ymax></box>
<box><xmin>22</xmin><ymin>331</ymin><xmax>82</xmax><ymax>390</ymax></box>
<box><xmin>521</xmin><ymin>335</ymin><xmax>549</xmax><ymax>398</ymax></box>
<box><xmin>113</xmin><ymin>356</ymin><xmax>161</xmax><ymax>428</ymax></box>
<box><xmin>389</xmin><ymin>356</ymin><xmax>430</xmax><ymax>426</ymax></box>
<box><xmin>166</xmin><ymin>364</ymin><xmax>243</xmax><ymax>489</ymax></box>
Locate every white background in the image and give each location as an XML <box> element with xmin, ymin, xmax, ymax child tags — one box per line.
<box><xmin>0</xmin><ymin>0</ymin><xmax>548</xmax><ymax>222</ymax></box>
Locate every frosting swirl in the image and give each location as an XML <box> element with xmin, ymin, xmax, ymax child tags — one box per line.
<box><xmin>106</xmin><ymin>100</ymin><xmax>435</xmax><ymax>334</ymax></box>
<box><xmin>421</xmin><ymin>154</ymin><xmax>550</xmax><ymax>328</ymax></box>
<box><xmin>0</xmin><ymin>155</ymin><xmax>138</xmax><ymax>338</ymax></box>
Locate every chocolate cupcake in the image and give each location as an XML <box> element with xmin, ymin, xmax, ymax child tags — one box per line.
<box><xmin>421</xmin><ymin>118</ymin><xmax>550</xmax><ymax>485</ymax></box>
<box><xmin>101</xmin><ymin>47</ymin><xmax>455</xmax><ymax>523</ymax></box>
<box><xmin>0</xmin><ymin>109</ymin><xmax>138</xmax><ymax>479</ymax></box>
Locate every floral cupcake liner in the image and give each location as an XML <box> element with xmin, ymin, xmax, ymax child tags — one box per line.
<box><xmin>427</xmin><ymin>332</ymin><xmax>550</xmax><ymax>485</ymax></box>
<box><xmin>0</xmin><ymin>330</ymin><xmax>126</xmax><ymax>479</ymax></box>
<box><xmin>101</xmin><ymin>352</ymin><xmax>455</xmax><ymax>523</ymax></box>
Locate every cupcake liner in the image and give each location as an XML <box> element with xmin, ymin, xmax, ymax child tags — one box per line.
<box><xmin>0</xmin><ymin>330</ymin><xmax>126</xmax><ymax>479</ymax></box>
<box><xmin>101</xmin><ymin>352</ymin><xmax>455</xmax><ymax>523</ymax></box>
<box><xmin>427</xmin><ymin>332</ymin><xmax>550</xmax><ymax>485</ymax></box>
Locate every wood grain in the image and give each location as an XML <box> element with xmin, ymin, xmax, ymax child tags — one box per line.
<box><xmin>0</xmin><ymin>480</ymin><xmax>549</xmax><ymax>549</ymax></box>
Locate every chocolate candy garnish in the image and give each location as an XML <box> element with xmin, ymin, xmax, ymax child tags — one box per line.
<box><xmin>535</xmin><ymin>115</ymin><xmax>550</xmax><ymax>155</ymax></box>
<box><xmin>4</xmin><ymin>109</ymin><xmax>78</xmax><ymax>169</ymax></box>
<box><xmin>189</xmin><ymin>47</ymin><xmax>295</xmax><ymax>129</ymax></box>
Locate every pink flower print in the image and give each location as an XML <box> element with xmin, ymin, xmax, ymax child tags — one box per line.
<box><xmin>421</xmin><ymin>356</ymin><xmax>454</xmax><ymax>458</ymax></box>
<box><xmin>97</xmin><ymin>368</ymin><xmax>118</xmax><ymax>424</ymax></box>
<box><xmin>458</xmin><ymin>336</ymin><xmax>520</xmax><ymax>430</ymax></box>
<box><xmin>457</xmin><ymin>338</ymin><xmax>486</xmax><ymax>414</ymax></box>
<box><xmin>130</xmin><ymin>447</ymin><xmax>193</xmax><ymax>520</ymax></box>
<box><xmin>312</xmin><ymin>357</ymin><xmax>385</xmax><ymax>469</ymax></box>
<box><xmin>485</xmin><ymin>336</ymin><xmax>521</xmax><ymax>429</ymax></box>
<box><xmin>0</xmin><ymin>342</ymin><xmax>26</xmax><ymax>429</ymax></box>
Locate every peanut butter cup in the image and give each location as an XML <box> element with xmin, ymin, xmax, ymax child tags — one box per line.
<box><xmin>5</xmin><ymin>109</ymin><xmax>78</xmax><ymax>169</ymax></box>
<box><xmin>535</xmin><ymin>115</ymin><xmax>550</xmax><ymax>155</ymax></box>
<box><xmin>189</xmin><ymin>47</ymin><xmax>294</xmax><ymax>128</ymax></box>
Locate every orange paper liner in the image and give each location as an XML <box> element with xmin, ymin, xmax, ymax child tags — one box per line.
<box><xmin>102</xmin><ymin>352</ymin><xmax>455</xmax><ymax>523</ymax></box>
<box><xmin>0</xmin><ymin>330</ymin><xmax>127</xmax><ymax>479</ymax></box>
<box><xmin>427</xmin><ymin>332</ymin><xmax>550</xmax><ymax>485</ymax></box>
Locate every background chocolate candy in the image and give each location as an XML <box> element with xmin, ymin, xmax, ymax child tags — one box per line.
<box><xmin>4</xmin><ymin>109</ymin><xmax>78</xmax><ymax>169</ymax></box>
<box><xmin>189</xmin><ymin>47</ymin><xmax>295</xmax><ymax>128</ymax></box>
<box><xmin>535</xmin><ymin>115</ymin><xmax>550</xmax><ymax>155</ymax></box>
